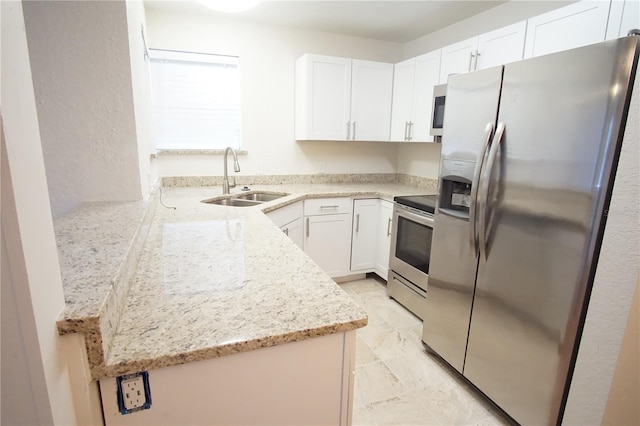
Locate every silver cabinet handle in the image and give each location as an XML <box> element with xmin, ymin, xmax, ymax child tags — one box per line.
<box><xmin>320</xmin><ymin>205</ymin><xmax>339</xmax><ymax>209</ymax></box>
<box><xmin>306</xmin><ymin>217</ymin><xmax>310</xmax><ymax>237</ymax></box>
<box><xmin>468</xmin><ymin>52</ymin><xmax>475</xmax><ymax>71</ymax></box>
<box><xmin>352</xmin><ymin>121</ymin><xmax>356</xmax><ymax>140</ymax></box>
<box><xmin>469</xmin><ymin>122</ymin><xmax>494</xmax><ymax>255</ymax></box>
<box><xmin>404</xmin><ymin>122</ymin><xmax>409</xmax><ymax>141</ymax></box>
<box><xmin>355</xmin><ymin>213</ymin><xmax>360</xmax><ymax>233</ymax></box>
<box><xmin>474</xmin><ymin>51</ymin><xmax>481</xmax><ymax>70</ymax></box>
<box><xmin>284</xmin><ymin>228</ymin><xmax>289</xmax><ymax>236</ymax></box>
<box><xmin>346</xmin><ymin>121</ymin><xmax>351</xmax><ymax>140</ymax></box>
<box><xmin>387</xmin><ymin>217</ymin><xmax>392</xmax><ymax>236</ymax></box>
<box><xmin>408</xmin><ymin>121</ymin><xmax>413</xmax><ymax>141</ymax></box>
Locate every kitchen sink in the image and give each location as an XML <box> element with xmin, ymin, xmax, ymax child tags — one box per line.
<box><xmin>234</xmin><ymin>192</ymin><xmax>288</xmax><ymax>202</ymax></box>
<box><xmin>201</xmin><ymin>192</ymin><xmax>289</xmax><ymax>207</ymax></box>
<box><xmin>202</xmin><ymin>198</ymin><xmax>262</xmax><ymax>207</ymax></box>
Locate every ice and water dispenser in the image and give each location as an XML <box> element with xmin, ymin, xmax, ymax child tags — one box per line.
<box><xmin>438</xmin><ymin>158</ymin><xmax>477</xmax><ymax>218</ymax></box>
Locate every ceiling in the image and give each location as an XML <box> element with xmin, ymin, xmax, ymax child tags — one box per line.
<box><xmin>145</xmin><ymin>1</ymin><xmax>507</xmax><ymax>43</ymax></box>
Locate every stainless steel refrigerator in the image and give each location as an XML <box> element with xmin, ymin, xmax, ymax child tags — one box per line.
<box><xmin>422</xmin><ymin>36</ymin><xmax>639</xmax><ymax>425</ymax></box>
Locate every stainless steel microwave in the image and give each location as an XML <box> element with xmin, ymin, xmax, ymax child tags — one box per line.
<box><xmin>430</xmin><ymin>84</ymin><xmax>447</xmax><ymax>136</ymax></box>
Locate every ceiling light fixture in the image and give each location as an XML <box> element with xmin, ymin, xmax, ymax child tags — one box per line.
<box><xmin>196</xmin><ymin>0</ymin><xmax>262</xmax><ymax>13</ymax></box>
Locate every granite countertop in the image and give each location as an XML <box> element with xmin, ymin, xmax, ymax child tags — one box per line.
<box><xmin>57</xmin><ymin>182</ymin><xmax>435</xmax><ymax>379</ymax></box>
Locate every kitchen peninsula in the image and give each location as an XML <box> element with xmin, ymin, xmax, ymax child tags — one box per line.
<box><xmin>55</xmin><ymin>179</ymin><xmax>434</xmax><ymax>425</ymax></box>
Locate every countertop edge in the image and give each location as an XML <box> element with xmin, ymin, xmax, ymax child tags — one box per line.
<box><xmin>98</xmin><ymin>317</ymin><xmax>368</xmax><ymax>379</ymax></box>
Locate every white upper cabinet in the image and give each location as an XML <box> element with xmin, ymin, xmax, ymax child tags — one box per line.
<box><xmin>350</xmin><ymin>60</ymin><xmax>394</xmax><ymax>141</ymax></box>
<box><xmin>606</xmin><ymin>0</ymin><xmax>640</xmax><ymax>40</ymax></box>
<box><xmin>390</xmin><ymin>50</ymin><xmax>441</xmax><ymax>142</ymax></box>
<box><xmin>295</xmin><ymin>54</ymin><xmax>393</xmax><ymax>141</ymax></box>
<box><xmin>476</xmin><ymin>21</ymin><xmax>527</xmax><ymax>69</ymax></box>
<box><xmin>389</xmin><ymin>59</ymin><xmax>415</xmax><ymax>141</ymax></box>
<box><xmin>439</xmin><ymin>37</ymin><xmax>478</xmax><ymax>84</ymax></box>
<box><xmin>439</xmin><ymin>22</ymin><xmax>526</xmax><ymax>83</ymax></box>
<box><xmin>524</xmin><ymin>0</ymin><xmax>611</xmax><ymax>59</ymax></box>
<box><xmin>295</xmin><ymin>55</ymin><xmax>351</xmax><ymax>141</ymax></box>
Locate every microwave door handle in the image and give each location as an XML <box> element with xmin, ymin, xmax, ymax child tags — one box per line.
<box><xmin>469</xmin><ymin>122</ymin><xmax>494</xmax><ymax>255</ymax></box>
<box><xmin>478</xmin><ymin>121</ymin><xmax>505</xmax><ymax>260</ymax></box>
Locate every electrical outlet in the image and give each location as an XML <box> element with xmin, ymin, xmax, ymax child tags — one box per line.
<box><xmin>117</xmin><ymin>372</ymin><xmax>151</xmax><ymax>414</ymax></box>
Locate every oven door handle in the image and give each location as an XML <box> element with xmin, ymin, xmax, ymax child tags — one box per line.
<box><xmin>394</xmin><ymin>205</ymin><xmax>434</xmax><ymax>228</ymax></box>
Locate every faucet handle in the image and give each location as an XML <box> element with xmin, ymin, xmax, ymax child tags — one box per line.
<box><xmin>230</xmin><ymin>175</ymin><xmax>237</xmax><ymax>189</ymax></box>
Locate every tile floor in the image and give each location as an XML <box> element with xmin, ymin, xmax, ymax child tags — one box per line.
<box><xmin>339</xmin><ymin>275</ymin><xmax>511</xmax><ymax>426</ymax></box>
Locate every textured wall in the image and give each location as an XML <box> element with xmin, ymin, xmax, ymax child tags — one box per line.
<box><xmin>23</xmin><ymin>0</ymin><xmax>142</xmax><ymax>219</ymax></box>
<box><xmin>126</xmin><ymin>0</ymin><xmax>153</xmax><ymax>196</ymax></box>
<box><xmin>1</xmin><ymin>1</ymin><xmax>77</xmax><ymax>423</ymax></box>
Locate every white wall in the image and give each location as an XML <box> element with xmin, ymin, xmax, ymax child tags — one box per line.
<box><xmin>1</xmin><ymin>1</ymin><xmax>77</xmax><ymax>423</ymax></box>
<box><xmin>126</xmin><ymin>0</ymin><xmax>154</xmax><ymax>196</ymax></box>
<box><xmin>145</xmin><ymin>5</ymin><xmax>403</xmax><ymax>178</ymax></box>
<box><xmin>23</xmin><ymin>0</ymin><xmax>143</xmax><ymax>219</ymax></box>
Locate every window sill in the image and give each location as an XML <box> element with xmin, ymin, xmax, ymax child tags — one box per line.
<box><xmin>151</xmin><ymin>149</ymin><xmax>248</xmax><ymax>158</ymax></box>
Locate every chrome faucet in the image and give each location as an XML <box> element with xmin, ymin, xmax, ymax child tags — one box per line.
<box><xmin>222</xmin><ymin>147</ymin><xmax>240</xmax><ymax>194</ymax></box>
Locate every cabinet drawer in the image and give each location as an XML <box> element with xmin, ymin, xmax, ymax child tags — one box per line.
<box><xmin>266</xmin><ymin>201</ymin><xmax>303</xmax><ymax>228</ymax></box>
<box><xmin>304</xmin><ymin>198</ymin><xmax>352</xmax><ymax>216</ymax></box>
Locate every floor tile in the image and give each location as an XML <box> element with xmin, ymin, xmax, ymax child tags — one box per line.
<box><xmin>350</xmin><ymin>276</ymin><xmax>513</xmax><ymax>426</ymax></box>
<box><xmin>364</xmin><ymin>393</ymin><xmax>441</xmax><ymax>426</ymax></box>
<box><xmin>383</xmin><ymin>350</ymin><xmax>459</xmax><ymax>391</ymax></box>
<box><xmin>355</xmin><ymin>360</ymin><xmax>407</xmax><ymax>406</ymax></box>
<box><xmin>356</xmin><ymin>336</ymin><xmax>379</xmax><ymax>366</ymax></box>
<box><xmin>360</xmin><ymin>326</ymin><xmax>424</xmax><ymax>361</ymax></box>
<box><xmin>413</xmin><ymin>385</ymin><xmax>509</xmax><ymax>426</ymax></box>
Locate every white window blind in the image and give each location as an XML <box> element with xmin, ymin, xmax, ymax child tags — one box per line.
<box><xmin>149</xmin><ymin>49</ymin><xmax>241</xmax><ymax>150</ymax></box>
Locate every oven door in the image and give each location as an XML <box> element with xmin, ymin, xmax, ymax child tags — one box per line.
<box><xmin>389</xmin><ymin>204</ymin><xmax>434</xmax><ymax>293</ymax></box>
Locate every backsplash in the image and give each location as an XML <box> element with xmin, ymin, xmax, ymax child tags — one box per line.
<box><xmin>162</xmin><ymin>173</ymin><xmax>438</xmax><ymax>190</ymax></box>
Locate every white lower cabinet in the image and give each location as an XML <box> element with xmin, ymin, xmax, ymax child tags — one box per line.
<box><xmin>375</xmin><ymin>199</ymin><xmax>394</xmax><ymax>279</ymax></box>
<box><xmin>281</xmin><ymin>217</ymin><xmax>303</xmax><ymax>250</ymax></box>
<box><xmin>269</xmin><ymin>197</ymin><xmax>393</xmax><ymax>281</ymax></box>
<box><xmin>100</xmin><ymin>331</ymin><xmax>356</xmax><ymax>426</ymax></box>
<box><xmin>350</xmin><ymin>199</ymin><xmax>380</xmax><ymax>271</ymax></box>
<box><xmin>350</xmin><ymin>198</ymin><xmax>394</xmax><ymax>280</ymax></box>
<box><xmin>304</xmin><ymin>198</ymin><xmax>353</xmax><ymax>278</ymax></box>
<box><xmin>266</xmin><ymin>201</ymin><xmax>304</xmax><ymax>250</ymax></box>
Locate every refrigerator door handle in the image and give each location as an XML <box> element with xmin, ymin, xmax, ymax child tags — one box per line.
<box><xmin>469</xmin><ymin>122</ymin><xmax>494</xmax><ymax>254</ymax></box>
<box><xmin>478</xmin><ymin>121</ymin><xmax>505</xmax><ymax>260</ymax></box>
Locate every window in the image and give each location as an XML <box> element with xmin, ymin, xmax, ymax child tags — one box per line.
<box><xmin>149</xmin><ymin>49</ymin><xmax>241</xmax><ymax>150</ymax></box>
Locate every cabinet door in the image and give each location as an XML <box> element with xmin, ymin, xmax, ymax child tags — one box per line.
<box><xmin>350</xmin><ymin>60</ymin><xmax>394</xmax><ymax>141</ymax></box>
<box><xmin>524</xmin><ymin>0</ymin><xmax>611</xmax><ymax>59</ymax></box>
<box><xmin>476</xmin><ymin>21</ymin><xmax>526</xmax><ymax>70</ymax></box>
<box><xmin>350</xmin><ymin>199</ymin><xmax>379</xmax><ymax>272</ymax></box>
<box><xmin>606</xmin><ymin>0</ymin><xmax>640</xmax><ymax>40</ymax></box>
<box><xmin>282</xmin><ymin>217</ymin><xmax>304</xmax><ymax>251</ymax></box>
<box><xmin>389</xmin><ymin>58</ymin><xmax>416</xmax><ymax>142</ymax></box>
<box><xmin>295</xmin><ymin>54</ymin><xmax>351</xmax><ymax>140</ymax></box>
<box><xmin>375</xmin><ymin>200</ymin><xmax>394</xmax><ymax>280</ymax></box>
<box><xmin>305</xmin><ymin>214</ymin><xmax>352</xmax><ymax>278</ymax></box>
<box><xmin>411</xmin><ymin>49</ymin><xmax>441</xmax><ymax>142</ymax></box>
<box><xmin>439</xmin><ymin>37</ymin><xmax>478</xmax><ymax>84</ymax></box>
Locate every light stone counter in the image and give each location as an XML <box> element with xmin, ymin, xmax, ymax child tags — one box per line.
<box><xmin>57</xmin><ymin>181</ymin><xmax>436</xmax><ymax>379</ymax></box>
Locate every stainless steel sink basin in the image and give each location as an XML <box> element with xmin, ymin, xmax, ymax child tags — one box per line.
<box><xmin>234</xmin><ymin>192</ymin><xmax>288</xmax><ymax>202</ymax></box>
<box><xmin>202</xmin><ymin>198</ymin><xmax>262</xmax><ymax>207</ymax></box>
<box><xmin>201</xmin><ymin>192</ymin><xmax>289</xmax><ymax>207</ymax></box>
